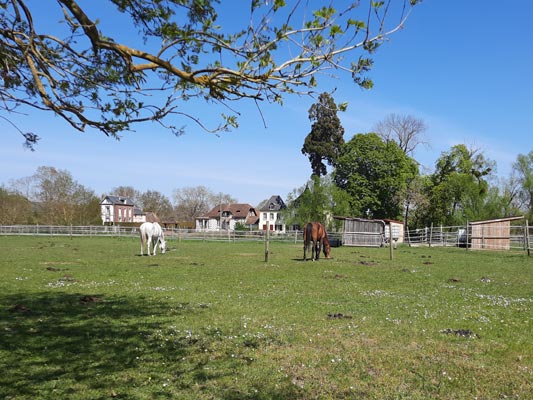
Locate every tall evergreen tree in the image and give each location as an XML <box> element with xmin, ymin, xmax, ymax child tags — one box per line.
<box><xmin>302</xmin><ymin>93</ymin><xmax>345</xmax><ymax>177</ymax></box>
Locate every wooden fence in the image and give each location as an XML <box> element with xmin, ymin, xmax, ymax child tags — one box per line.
<box><xmin>0</xmin><ymin>225</ymin><xmax>343</xmax><ymax>245</ymax></box>
<box><xmin>1</xmin><ymin>224</ymin><xmax>530</xmax><ymax>254</ymax></box>
<box><xmin>405</xmin><ymin>223</ymin><xmax>531</xmax><ymax>254</ymax></box>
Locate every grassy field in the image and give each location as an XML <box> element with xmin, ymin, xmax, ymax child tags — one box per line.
<box><xmin>0</xmin><ymin>236</ymin><xmax>531</xmax><ymax>399</ymax></box>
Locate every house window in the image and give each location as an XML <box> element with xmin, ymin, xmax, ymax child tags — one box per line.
<box><xmin>263</xmin><ymin>213</ymin><xmax>267</xmax><ymax>220</ymax></box>
<box><xmin>270</xmin><ymin>213</ymin><xmax>274</xmax><ymax>220</ymax></box>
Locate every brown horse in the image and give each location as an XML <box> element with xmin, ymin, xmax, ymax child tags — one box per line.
<box><xmin>303</xmin><ymin>222</ymin><xmax>331</xmax><ymax>261</ymax></box>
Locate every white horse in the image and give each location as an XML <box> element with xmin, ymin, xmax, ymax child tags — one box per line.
<box><xmin>139</xmin><ymin>222</ymin><xmax>166</xmax><ymax>256</ymax></box>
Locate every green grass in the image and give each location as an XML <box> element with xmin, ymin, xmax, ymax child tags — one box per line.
<box><xmin>0</xmin><ymin>236</ymin><xmax>531</xmax><ymax>399</ymax></box>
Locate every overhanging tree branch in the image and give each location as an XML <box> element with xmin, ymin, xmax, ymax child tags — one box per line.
<box><xmin>1</xmin><ymin>0</ymin><xmax>421</xmax><ymax>148</ymax></box>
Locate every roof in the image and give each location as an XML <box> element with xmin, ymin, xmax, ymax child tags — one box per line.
<box><xmin>259</xmin><ymin>195</ymin><xmax>286</xmax><ymax>212</ymax></box>
<box><xmin>470</xmin><ymin>216</ymin><xmax>524</xmax><ymax>225</ymax></box>
<box><xmin>246</xmin><ymin>215</ymin><xmax>260</xmax><ymax>225</ymax></box>
<box><xmin>200</xmin><ymin>203</ymin><xmax>257</xmax><ymax>219</ymax></box>
<box><xmin>145</xmin><ymin>212</ymin><xmax>160</xmax><ymax>223</ymax></box>
<box><xmin>333</xmin><ymin>216</ymin><xmax>404</xmax><ymax>225</ymax></box>
<box><xmin>100</xmin><ymin>195</ymin><xmax>135</xmax><ymax>206</ymax></box>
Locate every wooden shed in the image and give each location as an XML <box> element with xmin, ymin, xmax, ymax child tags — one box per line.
<box><xmin>334</xmin><ymin>217</ymin><xmax>386</xmax><ymax>247</ymax></box>
<box><xmin>469</xmin><ymin>216</ymin><xmax>524</xmax><ymax>250</ymax></box>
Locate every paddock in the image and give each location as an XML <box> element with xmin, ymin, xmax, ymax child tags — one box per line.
<box><xmin>0</xmin><ymin>235</ymin><xmax>531</xmax><ymax>399</ymax></box>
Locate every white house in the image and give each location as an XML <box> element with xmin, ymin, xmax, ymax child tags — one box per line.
<box><xmin>100</xmin><ymin>195</ymin><xmax>135</xmax><ymax>225</ymax></box>
<box><xmin>258</xmin><ymin>195</ymin><xmax>286</xmax><ymax>232</ymax></box>
<box><xmin>195</xmin><ymin>203</ymin><xmax>259</xmax><ymax>231</ymax></box>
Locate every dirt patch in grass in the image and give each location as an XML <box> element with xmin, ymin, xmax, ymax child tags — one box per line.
<box><xmin>9</xmin><ymin>304</ymin><xmax>31</xmax><ymax>314</ymax></box>
<box><xmin>80</xmin><ymin>295</ymin><xmax>103</xmax><ymax>304</ymax></box>
<box><xmin>327</xmin><ymin>313</ymin><xmax>352</xmax><ymax>319</ymax></box>
<box><xmin>441</xmin><ymin>328</ymin><xmax>479</xmax><ymax>338</ymax></box>
<box><xmin>358</xmin><ymin>260</ymin><xmax>377</xmax><ymax>266</ymax></box>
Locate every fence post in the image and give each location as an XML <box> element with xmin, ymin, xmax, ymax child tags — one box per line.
<box><xmin>264</xmin><ymin>221</ymin><xmax>270</xmax><ymax>262</ymax></box>
<box><xmin>525</xmin><ymin>220</ymin><xmax>530</xmax><ymax>256</ymax></box>
<box><xmin>429</xmin><ymin>223</ymin><xmax>433</xmax><ymax>247</ymax></box>
<box><xmin>466</xmin><ymin>221</ymin><xmax>470</xmax><ymax>250</ymax></box>
<box><xmin>389</xmin><ymin>224</ymin><xmax>393</xmax><ymax>260</ymax></box>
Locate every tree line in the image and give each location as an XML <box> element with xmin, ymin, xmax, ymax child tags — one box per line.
<box><xmin>2</xmin><ymin>96</ymin><xmax>532</xmax><ymax>230</ymax></box>
<box><xmin>287</xmin><ymin>93</ymin><xmax>533</xmax><ymax>230</ymax></box>
<box><xmin>0</xmin><ymin>166</ymin><xmax>238</xmax><ymax>226</ymax></box>
<box><xmin>1</xmin><ymin>2</ymin><xmax>531</xmax><ymax>229</ymax></box>
<box><xmin>2</xmin><ymin>96</ymin><xmax>532</xmax><ymax>229</ymax></box>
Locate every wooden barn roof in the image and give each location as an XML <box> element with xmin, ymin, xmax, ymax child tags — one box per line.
<box><xmin>470</xmin><ymin>216</ymin><xmax>524</xmax><ymax>225</ymax></box>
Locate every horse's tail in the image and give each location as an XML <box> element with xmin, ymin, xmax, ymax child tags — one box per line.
<box><xmin>305</xmin><ymin>222</ymin><xmax>313</xmax><ymax>245</ymax></box>
<box><xmin>139</xmin><ymin>226</ymin><xmax>147</xmax><ymax>254</ymax></box>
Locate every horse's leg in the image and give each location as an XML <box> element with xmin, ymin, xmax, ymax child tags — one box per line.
<box><xmin>315</xmin><ymin>239</ymin><xmax>322</xmax><ymax>260</ymax></box>
<box><xmin>304</xmin><ymin>240</ymin><xmax>311</xmax><ymax>261</ymax></box>
<box><xmin>147</xmin><ymin>236</ymin><xmax>153</xmax><ymax>256</ymax></box>
<box><xmin>141</xmin><ymin>234</ymin><xmax>146</xmax><ymax>256</ymax></box>
<box><xmin>153</xmin><ymin>236</ymin><xmax>160</xmax><ymax>255</ymax></box>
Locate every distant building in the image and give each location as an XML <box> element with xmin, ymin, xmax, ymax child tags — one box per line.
<box><xmin>334</xmin><ymin>216</ymin><xmax>404</xmax><ymax>247</ymax></box>
<box><xmin>100</xmin><ymin>195</ymin><xmax>159</xmax><ymax>225</ymax></box>
<box><xmin>258</xmin><ymin>195</ymin><xmax>286</xmax><ymax>232</ymax></box>
<box><xmin>100</xmin><ymin>195</ymin><xmax>135</xmax><ymax>225</ymax></box>
<box><xmin>195</xmin><ymin>203</ymin><xmax>259</xmax><ymax>231</ymax></box>
<box><xmin>469</xmin><ymin>216</ymin><xmax>524</xmax><ymax>250</ymax></box>
<box><xmin>133</xmin><ymin>207</ymin><xmax>145</xmax><ymax>223</ymax></box>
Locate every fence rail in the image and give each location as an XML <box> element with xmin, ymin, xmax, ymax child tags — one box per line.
<box><xmin>405</xmin><ymin>224</ymin><xmax>531</xmax><ymax>254</ymax></box>
<box><xmin>0</xmin><ymin>225</ymin><xmax>312</xmax><ymax>243</ymax></box>
<box><xmin>1</xmin><ymin>224</ymin><xmax>530</xmax><ymax>254</ymax></box>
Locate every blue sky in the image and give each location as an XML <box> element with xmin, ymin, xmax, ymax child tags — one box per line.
<box><xmin>1</xmin><ymin>1</ymin><xmax>532</xmax><ymax>207</ymax></box>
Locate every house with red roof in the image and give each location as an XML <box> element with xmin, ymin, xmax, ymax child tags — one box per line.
<box><xmin>195</xmin><ymin>203</ymin><xmax>259</xmax><ymax>231</ymax></box>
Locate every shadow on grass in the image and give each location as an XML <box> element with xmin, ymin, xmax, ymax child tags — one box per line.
<box><xmin>0</xmin><ymin>292</ymin><xmax>302</xmax><ymax>399</ymax></box>
<box><xmin>1</xmin><ymin>292</ymin><xmax>189</xmax><ymax>397</ymax></box>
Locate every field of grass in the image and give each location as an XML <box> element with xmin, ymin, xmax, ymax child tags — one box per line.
<box><xmin>0</xmin><ymin>235</ymin><xmax>531</xmax><ymax>399</ymax></box>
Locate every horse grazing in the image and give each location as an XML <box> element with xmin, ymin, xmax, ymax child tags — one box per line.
<box><xmin>139</xmin><ymin>222</ymin><xmax>166</xmax><ymax>256</ymax></box>
<box><xmin>303</xmin><ymin>222</ymin><xmax>331</xmax><ymax>261</ymax></box>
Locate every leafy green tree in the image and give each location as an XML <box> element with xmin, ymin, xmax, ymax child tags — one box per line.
<box><xmin>284</xmin><ymin>175</ymin><xmax>350</xmax><ymax>230</ymax></box>
<box><xmin>397</xmin><ymin>174</ymin><xmax>430</xmax><ymax>229</ymax></box>
<box><xmin>425</xmin><ymin>144</ymin><xmax>495</xmax><ymax>225</ymax></box>
<box><xmin>333</xmin><ymin>133</ymin><xmax>418</xmax><ymax>219</ymax></box>
<box><xmin>512</xmin><ymin>151</ymin><xmax>533</xmax><ymax>220</ymax></box>
<box><xmin>1</xmin><ymin>0</ymin><xmax>420</xmax><ymax>148</ymax></box>
<box><xmin>302</xmin><ymin>92</ymin><xmax>345</xmax><ymax>177</ymax></box>
<box><xmin>475</xmin><ymin>184</ymin><xmax>521</xmax><ymax>221</ymax></box>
